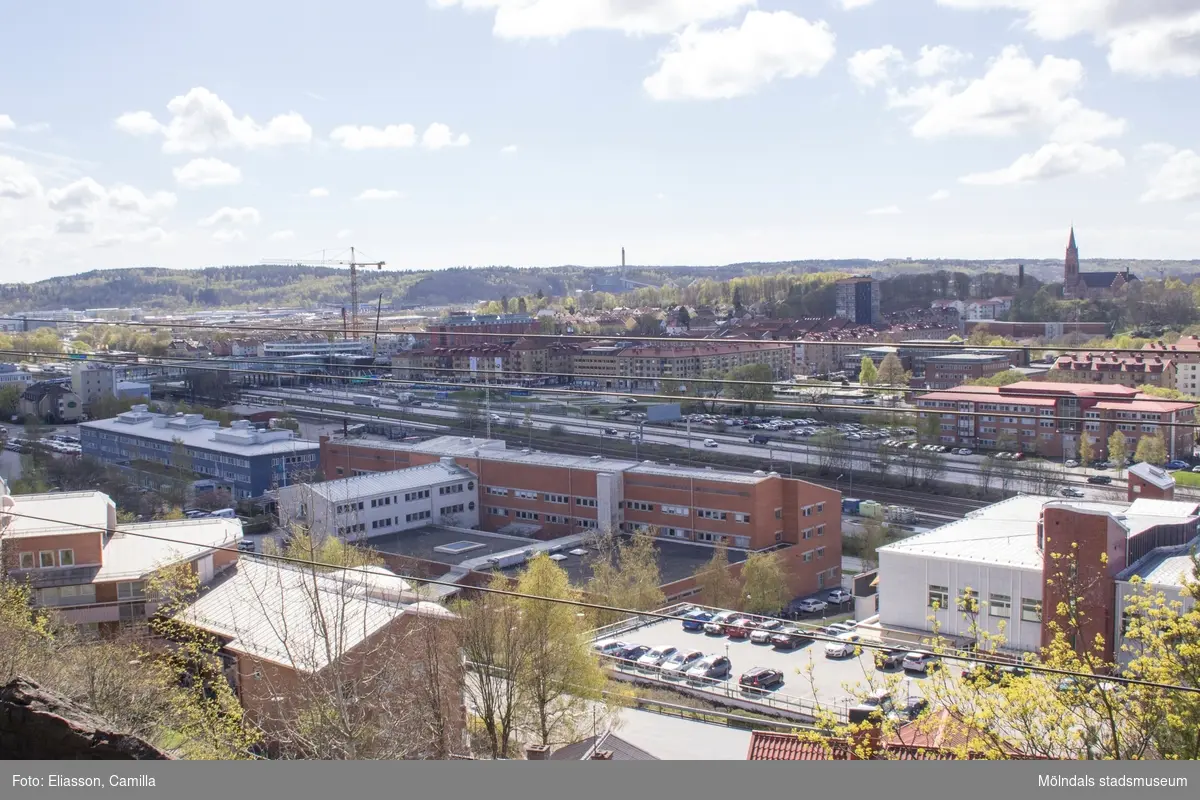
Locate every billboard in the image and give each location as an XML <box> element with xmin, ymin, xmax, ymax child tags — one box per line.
<box><xmin>646</xmin><ymin>403</ymin><xmax>682</xmax><ymax>423</ymax></box>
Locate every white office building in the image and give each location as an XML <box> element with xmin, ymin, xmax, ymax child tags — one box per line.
<box><xmin>71</xmin><ymin>362</ymin><xmax>118</xmax><ymax>409</ymax></box>
<box><xmin>259</xmin><ymin>339</ymin><xmax>369</xmax><ymax>358</ymax></box>
<box><xmin>276</xmin><ymin>459</ymin><xmax>480</xmax><ymax>542</ymax></box>
<box><xmin>0</xmin><ymin>364</ymin><xmax>33</xmax><ymax>385</ymax></box>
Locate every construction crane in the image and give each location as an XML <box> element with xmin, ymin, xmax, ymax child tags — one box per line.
<box><xmin>261</xmin><ymin>247</ymin><xmax>385</xmax><ymax>336</ymax></box>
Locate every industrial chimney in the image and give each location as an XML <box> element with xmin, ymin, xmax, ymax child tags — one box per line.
<box><xmin>621</xmin><ymin>247</ymin><xmax>625</xmax><ymax>270</ymax></box>
<box><xmin>1018</xmin><ymin>264</ymin><xmax>1025</xmax><ymax>289</ymax></box>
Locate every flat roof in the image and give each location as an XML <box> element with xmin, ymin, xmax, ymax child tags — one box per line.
<box><xmin>307</xmin><ymin>462</ymin><xmax>474</xmax><ymax>503</ymax></box>
<box><xmin>97</xmin><ymin>518</ymin><xmax>243</xmax><ymax>581</ymax></box>
<box><xmin>627</xmin><ymin>462</ymin><xmax>770</xmax><ymax>485</ymax></box>
<box><xmin>2</xmin><ymin>492</ymin><xmax>112</xmax><ymax>539</ymax></box>
<box><xmin>366</xmin><ymin>525</ymin><xmax>748</xmax><ymax>586</ymax></box>
<box><xmin>925</xmin><ymin>353</ymin><xmax>1010</xmax><ymax>363</ymax></box>
<box><xmin>81</xmin><ymin>416</ymin><xmax>320</xmax><ymax>457</ymax></box>
<box><xmin>918</xmin><ymin>391</ymin><xmax>1058</xmax><ymax>407</ymax></box>
<box><xmin>881</xmin><ymin>495</ymin><xmax>1200</xmax><ymax>569</ymax></box>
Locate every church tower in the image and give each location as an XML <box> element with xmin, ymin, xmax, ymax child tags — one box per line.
<box><xmin>1064</xmin><ymin>227</ymin><xmax>1080</xmax><ymax>298</ymax></box>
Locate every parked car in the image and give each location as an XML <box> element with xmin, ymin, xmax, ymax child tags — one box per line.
<box><xmin>681</xmin><ymin>609</ymin><xmax>714</xmax><ymax>631</ymax></box>
<box><xmin>636</xmin><ymin>645</ymin><xmax>678</xmax><ymax>671</ymax></box>
<box><xmin>750</xmin><ymin>619</ymin><xmax>785</xmax><ymax>643</ymax></box>
<box><xmin>616</xmin><ymin>644</ymin><xmax>651</xmax><ymax>665</ymax></box>
<box><xmin>887</xmin><ymin>697</ymin><xmax>929</xmax><ymax>722</ymax></box>
<box><xmin>856</xmin><ymin>689</ymin><xmax>893</xmax><ymax>712</ymax></box>
<box><xmin>824</xmin><ymin>633</ymin><xmax>862</xmax><ymax>658</ymax></box>
<box><xmin>902</xmin><ymin>652</ymin><xmax>940</xmax><ymax>674</ymax></box>
<box><xmin>826</xmin><ymin>622</ymin><xmax>857</xmax><ymax>636</ymax></box>
<box><xmin>739</xmin><ymin>667</ymin><xmax>784</xmax><ymax>691</ymax></box>
<box><xmin>1087</xmin><ymin>475</ymin><xmax>1113</xmax><ymax>485</ymax></box>
<box><xmin>686</xmin><ymin>655</ymin><xmax>732</xmax><ymax>682</ymax></box>
<box><xmin>602</xmin><ymin>427</ymin><xmax>618</xmax><ymax>435</ymax></box>
<box><xmin>704</xmin><ymin>611</ymin><xmax>739</xmax><ymax>635</ymax></box>
<box><xmin>1064</xmin><ymin>460</ymin><xmax>1079</xmax><ymax>468</ymax></box>
<box><xmin>1060</xmin><ymin>487</ymin><xmax>1085</xmax><ymax>498</ymax></box>
<box><xmin>593</xmin><ymin>640</ymin><xmax>629</xmax><ymax>656</ymax></box>
<box><xmin>770</xmin><ymin>625</ymin><xmax>807</xmax><ymax>649</ymax></box>
<box><xmin>1166</xmin><ymin>460</ymin><xmax>1190</xmax><ymax>470</ymax></box>
<box><xmin>795</xmin><ymin>598</ymin><xmax>828</xmax><ymax>614</ymax></box>
<box><xmin>827</xmin><ymin>588</ymin><xmax>852</xmax><ymax>605</ymax></box>
<box><xmin>874</xmin><ymin>647</ymin><xmax>908</xmax><ymax>670</ymax></box>
<box><xmin>725</xmin><ymin>618</ymin><xmax>758</xmax><ymax>639</ymax></box>
<box><xmin>703</xmin><ymin>438</ymin><xmax>719</xmax><ymax>448</ymax></box>
<box><xmin>659</xmin><ymin>649</ymin><xmax>704</xmax><ymax>679</ymax></box>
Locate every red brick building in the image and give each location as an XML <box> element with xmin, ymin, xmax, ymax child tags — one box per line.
<box><xmin>318</xmin><ymin>435</ymin><xmax>842</xmax><ymax>597</ymax></box>
<box><xmin>915</xmin><ymin>381</ymin><xmax>1197</xmax><ymax>459</ymax></box>
<box><xmin>1048</xmin><ymin>353</ymin><xmax>1176</xmax><ymax>390</ymax></box>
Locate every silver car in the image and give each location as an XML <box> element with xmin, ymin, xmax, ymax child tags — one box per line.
<box><xmin>635</xmin><ymin>645</ymin><xmax>678</xmax><ymax>671</ymax></box>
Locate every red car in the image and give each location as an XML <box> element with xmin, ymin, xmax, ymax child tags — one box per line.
<box><xmin>725</xmin><ymin>618</ymin><xmax>758</xmax><ymax>639</ymax></box>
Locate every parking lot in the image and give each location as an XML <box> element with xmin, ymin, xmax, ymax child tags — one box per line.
<box><xmin>594</xmin><ymin>611</ymin><xmax>943</xmax><ymax>722</ymax></box>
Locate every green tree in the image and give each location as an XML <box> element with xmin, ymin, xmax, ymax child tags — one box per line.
<box><xmin>586</xmin><ymin>531</ymin><xmax>666</xmax><ymax>627</ymax></box>
<box><xmin>693</xmin><ymin>545</ymin><xmax>743</xmax><ymax>610</ymax></box>
<box><xmin>1078</xmin><ymin>434</ymin><xmax>1094</xmax><ymax>467</ymax></box>
<box><xmin>1107</xmin><ymin>430</ymin><xmax>1128</xmax><ymax>470</ymax></box>
<box><xmin>676</xmin><ymin>306</ymin><xmax>691</xmax><ymax>330</ymax></box>
<box><xmin>876</xmin><ymin>352</ymin><xmax>906</xmax><ymax>387</ymax></box>
<box><xmin>726</xmin><ymin>363</ymin><xmax>774</xmax><ymax>412</ymax></box>
<box><xmin>1134</xmin><ymin>432</ymin><xmax>1168</xmax><ymax>466</ymax></box>
<box><xmin>0</xmin><ymin>384</ymin><xmax>21</xmax><ymax>417</ymax></box>
<box><xmin>741</xmin><ymin>551</ymin><xmax>790</xmax><ymax>615</ymax></box>
<box><xmin>515</xmin><ymin>554</ymin><xmax>608</xmax><ymax>747</ymax></box>
<box><xmin>858</xmin><ymin>356</ymin><xmax>878</xmax><ymax>387</ymax></box>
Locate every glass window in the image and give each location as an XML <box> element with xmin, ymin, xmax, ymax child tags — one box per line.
<box><xmin>989</xmin><ymin>593</ymin><xmax>1011</xmax><ymax>618</ymax></box>
<box><xmin>927</xmin><ymin>585</ymin><xmax>949</xmax><ymax>609</ymax></box>
<box><xmin>1021</xmin><ymin>598</ymin><xmax>1042</xmax><ymax>623</ymax></box>
<box><xmin>19</xmin><ymin>552</ymin><xmax>34</xmax><ymax>569</ymax></box>
<box><xmin>59</xmin><ymin>549</ymin><xmax>74</xmax><ymax>567</ymax></box>
<box><xmin>39</xmin><ymin>551</ymin><xmax>55</xmax><ymax>568</ymax></box>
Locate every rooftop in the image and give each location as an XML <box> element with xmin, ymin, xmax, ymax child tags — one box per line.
<box><xmin>178</xmin><ymin>557</ymin><xmax>451</xmax><ymax>672</ymax></box>
<box><xmin>1</xmin><ymin>492</ymin><xmax>113</xmax><ymax>539</ymax></box>
<box><xmin>1119</xmin><ymin>546</ymin><xmax>1199</xmax><ymax>588</ymax></box>
<box><xmin>925</xmin><ymin>353</ymin><xmax>1011</xmax><ymax>364</ymax></box>
<box><xmin>306</xmin><ymin>461</ymin><xmax>475</xmax><ymax>503</ymax></box>
<box><xmin>96</xmin><ymin>518</ymin><xmax>243</xmax><ymax>581</ymax></box>
<box><xmin>82</xmin><ymin>407</ymin><xmax>319</xmax><ymax>456</ymax></box>
<box><xmin>1127</xmin><ymin>463</ymin><xmax>1177</xmax><ymax>491</ymax></box>
<box><xmin>880</xmin><ymin>495</ymin><xmax>1200</xmax><ymax>569</ymax></box>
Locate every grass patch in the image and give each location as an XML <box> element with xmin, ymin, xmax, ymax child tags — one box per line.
<box><xmin>1171</xmin><ymin>469</ymin><xmax>1200</xmax><ymax>488</ymax></box>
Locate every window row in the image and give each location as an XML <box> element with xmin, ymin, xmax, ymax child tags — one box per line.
<box><xmin>926</xmin><ymin>585</ymin><xmax>1042</xmax><ymax>622</ymax></box>
<box><xmin>18</xmin><ymin>549</ymin><xmax>76</xmax><ymax>570</ymax></box>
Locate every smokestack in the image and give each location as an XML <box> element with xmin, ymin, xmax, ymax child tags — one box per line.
<box><xmin>1018</xmin><ymin>264</ymin><xmax>1025</xmax><ymax>289</ymax></box>
<box><xmin>525</xmin><ymin>744</ymin><xmax>551</xmax><ymax>761</ymax></box>
<box><xmin>621</xmin><ymin>247</ymin><xmax>625</xmax><ymax>270</ymax></box>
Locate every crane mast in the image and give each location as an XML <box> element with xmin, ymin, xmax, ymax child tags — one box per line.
<box><xmin>261</xmin><ymin>247</ymin><xmax>385</xmax><ymax>337</ymax></box>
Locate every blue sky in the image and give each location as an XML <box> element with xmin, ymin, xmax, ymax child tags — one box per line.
<box><xmin>1</xmin><ymin>0</ymin><xmax>1199</xmax><ymax>281</ymax></box>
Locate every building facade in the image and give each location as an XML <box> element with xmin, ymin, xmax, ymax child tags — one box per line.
<box><xmin>877</xmin><ymin>489</ymin><xmax>1199</xmax><ymax>661</ymax></box>
<box><xmin>0</xmin><ymin>363</ymin><xmax>33</xmax><ymax>385</ymax></box>
<box><xmin>923</xmin><ymin>353</ymin><xmax>1014</xmax><ymax>390</ymax></box>
<box><xmin>835</xmin><ymin>278</ymin><xmax>882</xmax><ymax>326</ymax></box>
<box><xmin>422</xmin><ymin>313</ymin><xmax>539</xmax><ymax>348</ymax></box>
<box><xmin>1144</xmin><ymin>336</ymin><xmax>1200</xmax><ymax>394</ymax></box>
<box><xmin>276</xmin><ymin>460</ymin><xmax>481</xmax><ymax>541</ymax></box>
<box><xmin>1047</xmin><ymin>353</ymin><xmax>1175</xmax><ymax>390</ymax></box>
<box><xmin>80</xmin><ymin>406</ymin><xmax>321</xmax><ymax>499</ymax></box>
<box><xmin>915</xmin><ymin>381</ymin><xmax>1196</xmax><ymax>458</ymax></box>
<box><xmin>19</xmin><ymin>382</ymin><xmax>82</xmax><ymax>423</ymax></box>
<box><xmin>1062</xmin><ymin>228</ymin><xmax>1139</xmax><ymax>300</ymax></box>
<box><xmin>71</xmin><ymin>362</ymin><xmax>118</xmax><ymax>411</ymax></box>
<box><xmin>316</xmin><ymin>435</ymin><xmax>843</xmax><ymax>597</ymax></box>
<box><xmin>0</xmin><ymin>482</ymin><xmax>241</xmax><ymax>636</ymax></box>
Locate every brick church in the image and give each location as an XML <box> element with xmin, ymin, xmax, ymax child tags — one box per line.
<box><xmin>1062</xmin><ymin>227</ymin><xmax>1138</xmax><ymax>300</ymax></box>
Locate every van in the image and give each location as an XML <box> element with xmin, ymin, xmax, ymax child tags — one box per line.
<box><xmin>748</xmin><ymin>434</ymin><xmax>770</xmax><ymax>445</ymax></box>
<box><xmin>208</xmin><ymin>508</ymin><xmax>237</xmax><ymax>519</ymax></box>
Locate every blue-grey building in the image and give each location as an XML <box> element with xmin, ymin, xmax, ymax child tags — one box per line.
<box><xmin>79</xmin><ymin>405</ymin><xmax>320</xmax><ymax>500</ymax></box>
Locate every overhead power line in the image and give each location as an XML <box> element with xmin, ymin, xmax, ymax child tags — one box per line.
<box><xmin>2</xmin><ymin>508</ymin><xmax>1197</xmax><ymax>695</ymax></box>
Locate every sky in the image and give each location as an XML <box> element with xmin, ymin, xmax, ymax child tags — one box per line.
<box><xmin>1</xmin><ymin>0</ymin><xmax>1199</xmax><ymax>282</ymax></box>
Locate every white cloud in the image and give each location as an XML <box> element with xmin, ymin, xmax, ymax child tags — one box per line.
<box><xmin>840</xmin><ymin>0</ymin><xmax>876</xmax><ymax>8</ymax></box>
<box><xmin>643</xmin><ymin>11</ymin><xmax>837</xmax><ymax>101</ymax></box>
<box><xmin>867</xmin><ymin>205</ymin><xmax>902</xmax><ymax>215</ymax></box>
<box><xmin>912</xmin><ymin>45</ymin><xmax>970</xmax><ymax>77</ymax></box>
<box><xmin>356</xmin><ymin>189</ymin><xmax>403</xmax><ymax>201</ymax></box>
<box><xmin>936</xmin><ymin>1</ymin><xmax>1200</xmax><ymax>78</ymax></box>
<box><xmin>0</xmin><ymin>115</ymin><xmax>15</xmax><ymax>132</ymax></box>
<box><xmin>268</xmin><ymin>229</ymin><xmax>296</xmax><ymax>241</ymax></box>
<box><xmin>20</xmin><ymin>122</ymin><xmax>50</xmax><ymax>134</ymax></box>
<box><xmin>308</xmin><ymin>187</ymin><xmax>330</xmax><ymax>197</ymax></box>
<box><xmin>848</xmin><ymin>46</ymin><xmax>905</xmax><ymax>88</ymax></box>
<box><xmin>500</xmin><ymin>144</ymin><xmax>518</xmax><ymax>155</ymax></box>
<box><xmin>432</xmin><ymin>0</ymin><xmax>756</xmax><ymax>39</ymax></box>
<box><xmin>172</xmin><ymin>158</ymin><xmax>242</xmax><ymax>189</ymax></box>
<box><xmin>336</xmin><ymin>228</ymin><xmax>353</xmax><ymax>240</ymax></box>
<box><xmin>1138</xmin><ymin>142</ymin><xmax>1178</xmax><ymax>160</ymax></box>
<box><xmin>116</xmin><ymin>87</ymin><xmax>312</xmax><ymax>153</ymax></box>
<box><xmin>886</xmin><ymin>47</ymin><xmax>1124</xmax><ymax>144</ymax></box>
<box><xmin>1141</xmin><ymin>149</ymin><xmax>1200</xmax><ymax>203</ymax></box>
<box><xmin>330</xmin><ymin>124</ymin><xmax>417</xmax><ymax>150</ymax></box>
<box><xmin>960</xmin><ymin>142</ymin><xmax>1125</xmax><ymax>185</ymax></box>
<box><xmin>421</xmin><ymin>123</ymin><xmax>470</xmax><ymax>150</ymax></box>
<box><xmin>45</xmin><ymin>178</ymin><xmax>177</xmax><ymax>218</ymax></box>
<box><xmin>1188</xmin><ymin>211</ymin><xmax>1200</xmax><ymax>222</ymax></box>
<box><xmin>198</xmin><ymin>206</ymin><xmax>261</xmax><ymax>227</ymax></box>
<box><xmin>929</xmin><ymin>189</ymin><xmax>951</xmax><ymax>201</ymax></box>
<box><xmin>212</xmin><ymin>229</ymin><xmax>246</xmax><ymax>243</ymax></box>
<box><xmin>0</xmin><ymin>155</ymin><xmax>44</xmax><ymax>200</ymax></box>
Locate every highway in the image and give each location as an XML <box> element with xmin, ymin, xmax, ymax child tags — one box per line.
<box><xmin>238</xmin><ymin>387</ymin><xmax>1132</xmax><ymax>512</ymax></box>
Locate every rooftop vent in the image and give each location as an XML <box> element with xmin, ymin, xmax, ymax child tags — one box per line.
<box><xmin>753</xmin><ymin>470</ymin><xmax>766</xmax><ymax>476</ymax></box>
<box><xmin>590</xmin><ymin>455</ymin><xmax>603</xmax><ymax>461</ymax></box>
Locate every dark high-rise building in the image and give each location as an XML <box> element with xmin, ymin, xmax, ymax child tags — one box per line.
<box><xmin>835</xmin><ymin>277</ymin><xmax>881</xmax><ymax>326</ymax></box>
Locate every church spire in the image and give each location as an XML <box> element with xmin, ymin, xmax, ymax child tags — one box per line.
<box><xmin>1068</xmin><ymin>226</ymin><xmax>1077</xmax><ymax>251</ymax></box>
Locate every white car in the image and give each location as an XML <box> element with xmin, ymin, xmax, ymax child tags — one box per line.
<box><xmin>1065</xmin><ymin>460</ymin><xmax>1079</xmax><ymax>468</ymax></box>
<box><xmin>636</xmin><ymin>645</ymin><xmax>678</xmax><ymax>671</ymax></box>
<box><xmin>750</xmin><ymin>620</ymin><xmax>784</xmax><ymax>643</ymax></box>
<box><xmin>659</xmin><ymin>649</ymin><xmax>704</xmax><ymax>679</ymax></box>
<box><xmin>796</xmin><ymin>598</ymin><xmax>828</xmax><ymax>614</ymax></box>
<box><xmin>824</xmin><ymin>633</ymin><xmax>861</xmax><ymax>658</ymax></box>
<box><xmin>902</xmin><ymin>652</ymin><xmax>940</xmax><ymax>674</ymax></box>
<box><xmin>703</xmin><ymin>438</ymin><xmax>718</xmax><ymax>448</ymax></box>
